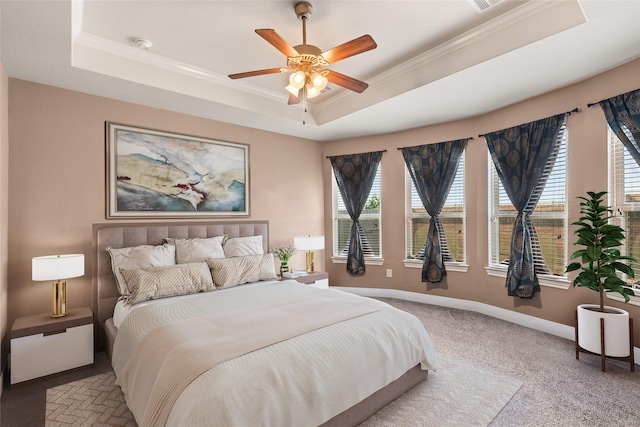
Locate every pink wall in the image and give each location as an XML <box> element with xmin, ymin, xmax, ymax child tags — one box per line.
<box><xmin>6</xmin><ymin>59</ymin><xmax>640</xmax><ymax>348</ymax></box>
<box><xmin>0</xmin><ymin>62</ymin><xmax>9</xmax><ymax>382</ymax></box>
<box><xmin>7</xmin><ymin>80</ymin><xmax>325</xmax><ymax>324</ymax></box>
<box><xmin>322</xmin><ymin>58</ymin><xmax>640</xmax><ymax>343</ymax></box>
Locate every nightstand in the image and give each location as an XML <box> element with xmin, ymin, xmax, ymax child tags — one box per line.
<box><xmin>291</xmin><ymin>271</ymin><xmax>329</xmax><ymax>289</ymax></box>
<box><xmin>10</xmin><ymin>306</ymin><xmax>94</xmax><ymax>386</ymax></box>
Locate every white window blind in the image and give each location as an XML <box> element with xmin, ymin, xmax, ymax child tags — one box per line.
<box><xmin>608</xmin><ymin>127</ymin><xmax>640</xmax><ymax>284</ymax></box>
<box><xmin>332</xmin><ymin>167</ymin><xmax>381</xmax><ymax>257</ymax></box>
<box><xmin>488</xmin><ymin>124</ymin><xmax>568</xmax><ymax>276</ymax></box>
<box><xmin>405</xmin><ymin>152</ymin><xmax>465</xmax><ymax>262</ymax></box>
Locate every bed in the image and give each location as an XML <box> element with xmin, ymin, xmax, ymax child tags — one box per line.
<box><xmin>93</xmin><ymin>221</ymin><xmax>438</xmax><ymax>426</ymax></box>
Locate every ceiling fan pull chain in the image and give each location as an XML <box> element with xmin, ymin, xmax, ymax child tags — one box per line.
<box><xmin>303</xmin><ymin>90</ymin><xmax>307</xmax><ymax>125</ymax></box>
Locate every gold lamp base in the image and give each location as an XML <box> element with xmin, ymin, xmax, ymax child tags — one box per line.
<box><xmin>305</xmin><ymin>251</ymin><xmax>315</xmax><ymax>273</ymax></box>
<box><xmin>51</xmin><ymin>280</ymin><xmax>68</xmax><ymax>318</ymax></box>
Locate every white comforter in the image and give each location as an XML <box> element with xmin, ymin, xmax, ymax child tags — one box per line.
<box><xmin>112</xmin><ymin>281</ymin><xmax>438</xmax><ymax>427</ymax></box>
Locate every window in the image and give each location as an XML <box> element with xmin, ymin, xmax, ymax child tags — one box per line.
<box><xmin>332</xmin><ymin>167</ymin><xmax>381</xmax><ymax>259</ymax></box>
<box><xmin>608</xmin><ymin>128</ymin><xmax>640</xmax><ymax>287</ymax></box>
<box><xmin>488</xmin><ymin>124</ymin><xmax>568</xmax><ymax>278</ymax></box>
<box><xmin>405</xmin><ymin>152</ymin><xmax>465</xmax><ymax>263</ymax></box>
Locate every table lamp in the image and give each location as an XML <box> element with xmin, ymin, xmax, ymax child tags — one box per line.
<box><xmin>294</xmin><ymin>235</ymin><xmax>324</xmax><ymax>273</ymax></box>
<box><xmin>32</xmin><ymin>254</ymin><xmax>85</xmax><ymax>318</ymax></box>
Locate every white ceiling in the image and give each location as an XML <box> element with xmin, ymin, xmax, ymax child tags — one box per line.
<box><xmin>2</xmin><ymin>1</ymin><xmax>639</xmax><ymax>141</ymax></box>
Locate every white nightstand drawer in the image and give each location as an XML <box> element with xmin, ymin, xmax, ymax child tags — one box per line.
<box><xmin>288</xmin><ymin>272</ymin><xmax>329</xmax><ymax>289</ymax></box>
<box><xmin>309</xmin><ymin>278</ymin><xmax>329</xmax><ymax>289</ymax></box>
<box><xmin>11</xmin><ymin>323</ymin><xmax>93</xmax><ymax>384</ymax></box>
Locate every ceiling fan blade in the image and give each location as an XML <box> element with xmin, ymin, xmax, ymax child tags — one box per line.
<box><xmin>322</xmin><ymin>35</ymin><xmax>377</xmax><ymax>64</ymax></box>
<box><xmin>326</xmin><ymin>70</ymin><xmax>369</xmax><ymax>93</ymax></box>
<box><xmin>288</xmin><ymin>93</ymin><xmax>301</xmax><ymax>105</ymax></box>
<box><xmin>255</xmin><ymin>29</ymin><xmax>300</xmax><ymax>57</ymax></box>
<box><xmin>228</xmin><ymin>67</ymin><xmax>284</xmax><ymax>79</ymax></box>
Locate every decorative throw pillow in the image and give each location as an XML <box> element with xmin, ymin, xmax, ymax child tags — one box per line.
<box><xmin>223</xmin><ymin>235</ymin><xmax>264</xmax><ymax>257</ymax></box>
<box><xmin>121</xmin><ymin>262</ymin><xmax>215</xmax><ymax>305</ymax></box>
<box><xmin>107</xmin><ymin>243</ymin><xmax>176</xmax><ymax>296</ymax></box>
<box><xmin>207</xmin><ymin>253</ymin><xmax>277</xmax><ymax>289</ymax></box>
<box><xmin>168</xmin><ymin>236</ymin><xmax>226</xmax><ymax>264</ymax></box>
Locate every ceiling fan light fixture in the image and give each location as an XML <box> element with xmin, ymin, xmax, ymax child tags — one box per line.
<box><xmin>285</xmin><ymin>84</ymin><xmax>300</xmax><ymax>97</ymax></box>
<box><xmin>228</xmin><ymin>1</ymin><xmax>377</xmax><ymax>113</ymax></box>
<box><xmin>310</xmin><ymin>72</ymin><xmax>328</xmax><ymax>91</ymax></box>
<box><xmin>305</xmin><ymin>83</ymin><xmax>321</xmax><ymax>98</ymax></box>
<box><xmin>289</xmin><ymin>71</ymin><xmax>306</xmax><ymax>89</ymax></box>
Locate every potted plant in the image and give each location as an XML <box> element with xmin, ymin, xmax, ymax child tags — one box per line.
<box><xmin>271</xmin><ymin>245</ymin><xmax>296</xmax><ymax>277</ymax></box>
<box><xmin>565</xmin><ymin>191</ymin><xmax>636</xmax><ymax>358</ymax></box>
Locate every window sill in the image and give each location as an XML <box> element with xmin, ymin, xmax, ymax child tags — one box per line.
<box><xmin>331</xmin><ymin>256</ymin><xmax>384</xmax><ymax>266</ymax></box>
<box><xmin>485</xmin><ymin>265</ymin><xmax>570</xmax><ymax>290</ymax></box>
<box><xmin>403</xmin><ymin>259</ymin><xmax>469</xmax><ymax>273</ymax></box>
<box><xmin>606</xmin><ymin>287</ymin><xmax>640</xmax><ymax>307</ymax></box>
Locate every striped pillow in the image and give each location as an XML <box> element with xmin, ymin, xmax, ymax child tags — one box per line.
<box><xmin>107</xmin><ymin>243</ymin><xmax>176</xmax><ymax>296</ymax></box>
<box><xmin>121</xmin><ymin>262</ymin><xmax>215</xmax><ymax>305</ymax></box>
<box><xmin>169</xmin><ymin>236</ymin><xmax>226</xmax><ymax>264</ymax></box>
<box><xmin>207</xmin><ymin>253</ymin><xmax>277</xmax><ymax>289</ymax></box>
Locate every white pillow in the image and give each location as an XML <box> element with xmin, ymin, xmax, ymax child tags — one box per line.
<box><xmin>223</xmin><ymin>235</ymin><xmax>264</xmax><ymax>257</ymax></box>
<box><xmin>106</xmin><ymin>243</ymin><xmax>176</xmax><ymax>296</ymax></box>
<box><xmin>207</xmin><ymin>253</ymin><xmax>277</xmax><ymax>289</ymax></box>
<box><xmin>121</xmin><ymin>262</ymin><xmax>215</xmax><ymax>305</ymax></box>
<box><xmin>169</xmin><ymin>236</ymin><xmax>226</xmax><ymax>264</ymax></box>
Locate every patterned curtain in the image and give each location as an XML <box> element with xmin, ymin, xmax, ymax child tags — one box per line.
<box><xmin>400</xmin><ymin>139</ymin><xmax>468</xmax><ymax>283</ymax></box>
<box><xmin>485</xmin><ymin>113</ymin><xmax>568</xmax><ymax>298</ymax></box>
<box><xmin>598</xmin><ymin>88</ymin><xmax>640</xmax><ymax>166</ymax></box>
<box><xmin>329</xmin><ymin>151</ymin><xmax>384</xmax><ymax>275</ymax></box>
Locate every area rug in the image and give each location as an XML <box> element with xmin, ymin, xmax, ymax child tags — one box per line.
<box><xmin>46</xmin><ymin>372</ymin><xmax>135</xmax><ymax>427</ymax></box>
<box><xmin>46</xmin><ymin>357</ymin><xmax>522</xmax><ymax>427</ymax></box>
<box><xmin>360</xmin><ymin>357</ymin><xmax>523</xmax><ymax>427</ymax></box>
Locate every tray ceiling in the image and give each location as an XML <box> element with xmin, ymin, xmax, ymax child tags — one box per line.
<box><xmin>2</xmin><ymin>1</ymin><xmax>639</xmax><ymax>141</ymax></box>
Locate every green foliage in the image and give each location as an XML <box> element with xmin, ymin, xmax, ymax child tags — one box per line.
<box><xmin>565</xmin><ymin>191</ymin><xmax>637</xmax><ymax>311</ymax></box>
<box><xmin>364</xmin><ymin>194</ymin><xmax>380</xmax><ymax>211</ymax></box>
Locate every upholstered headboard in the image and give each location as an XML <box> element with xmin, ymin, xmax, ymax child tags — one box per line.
<box><xmin>92</xmin><ymin>221</ymin><xmax>269</xmax><ymax>349</ymax></box>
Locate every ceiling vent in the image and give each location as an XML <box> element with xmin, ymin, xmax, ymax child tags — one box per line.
<box><xmin>468</xmin><ymin>0</ymin><xmax>503</xmax><ymax>13</ymax></box>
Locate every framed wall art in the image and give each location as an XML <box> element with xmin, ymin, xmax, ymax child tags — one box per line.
<box><xmin>106</xmin><ymin>122</ymin><xmax>250</xmax><ymax>218</ymax></box>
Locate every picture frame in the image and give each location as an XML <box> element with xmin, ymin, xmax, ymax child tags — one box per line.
<box><xmin>106</xmin><ymin>122</ymin><xmax>250</xmax><ymax>218</ymax></box>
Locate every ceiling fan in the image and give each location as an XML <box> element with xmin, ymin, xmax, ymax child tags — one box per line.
<box><xmin>228</xmin><ymin>1</ymin><xmax>377</xmax><ymax>105</ymax></box>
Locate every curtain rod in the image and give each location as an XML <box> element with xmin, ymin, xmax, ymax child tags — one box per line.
<box><xmin>477</xmin><ymin>108</ymin><xmax>580</xmax><ymax>138</ymax></box>
<box><xmin>395</xmin><ymin>137</ymin><xmax>474</xmax><ymax>150</ymax></box>
<box><xmin>325</xmin><ymin>149</ymin><xmax>386</xmax><ymax>159</ymax></box>
<box><xmin>588</xmin><ymin>87</ymin><xmax>640</xmax><ymax>107</ymax></box>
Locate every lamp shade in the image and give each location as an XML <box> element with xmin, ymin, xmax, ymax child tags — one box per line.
<box><xmin>310</xmin><ymin>72</ymin><xmax>328</xmax><ymax>92</ymax></box>
<box><xmin>285</xmin><ymin>84</ymin><xmax>300</xmax><ymax>96</ymax></box>
<box><xmin>305</xmin><ymin>83</ymin><xmax>321</xmax><ymax>98</ymax></box>
<box><xmin>32</xmin><ymin>254</ymin><xmax>85</xmax><ymax>281</ymax></box>
<box><xmin>294</xmin><ymin>236</ymin><xmax>325</xmax><ymax>251</ymax></box>
<box><xmin>289</xmin><ymin>71</ymin><xmax>306</xmax><ymax>89</ymax></box>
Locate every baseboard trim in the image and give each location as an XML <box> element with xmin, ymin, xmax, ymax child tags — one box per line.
<box><xmin>335</xmin><ymin>286</ymin><xmax>640</xmax><ymax>366</ymax></box>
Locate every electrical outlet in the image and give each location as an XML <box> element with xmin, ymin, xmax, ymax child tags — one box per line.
<box><xmin>386</xmin><ymin>269</ymin><xmax>392</xmax><ymax>278</ymax></box>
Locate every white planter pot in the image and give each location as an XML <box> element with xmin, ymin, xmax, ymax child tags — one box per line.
<box><xmin>577</xmin><ymin>304</ymin><xmax>630</xmax><ymax>357</ymax></box>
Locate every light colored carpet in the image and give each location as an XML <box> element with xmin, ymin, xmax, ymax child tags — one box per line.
<box><xmin>46</xmin><ymin>356</ymin><xmax>521</xmax><ymax>427</ymax></box>
<box><xmin>379</xmin><ymin>298</ymin><xmax>640</xmax><ymax>427</ymax></box>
